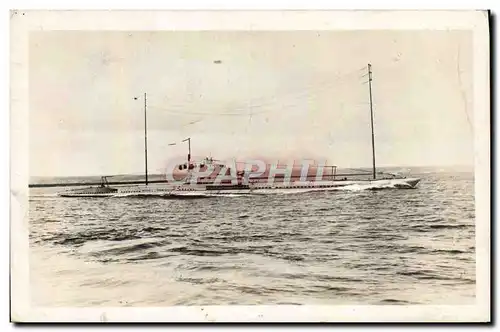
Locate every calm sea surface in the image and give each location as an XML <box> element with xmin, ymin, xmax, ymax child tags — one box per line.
<box><xmin>29</xmin><ymin>170</ymin><xmax>475</xmax><ymax>306</ymax></box>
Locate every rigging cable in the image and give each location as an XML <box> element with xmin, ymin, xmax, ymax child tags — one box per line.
<box><xmin>147</xmin><ymin>67</ymin><xmax>367</xmax><ymax>117</ymax></box>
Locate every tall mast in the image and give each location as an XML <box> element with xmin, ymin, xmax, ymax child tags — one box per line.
<box><xmin>368</xmin><ymin>64</ymin><xmax>376</xmax><ymax>180</ymax></box>
<box><xmin>182</xmin><ymin>137</ymin><xmax>191</xmax><ymax>164</ymax></box>
<box><xmin>144</xmin><ymin>92</ymin><xmax>148</xmax><ymax>185</ymax></box>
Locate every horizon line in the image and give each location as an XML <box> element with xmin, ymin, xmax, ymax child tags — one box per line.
<box><xmin>29</xmin><ymin>163</ymin><xmax>474</xmax><ymax>179</ymax></box>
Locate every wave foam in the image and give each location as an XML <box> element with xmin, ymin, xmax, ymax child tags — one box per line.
<box><xmin>332</xmin><ymin>182</ymin><xmax>414</xmax><ymax>191</ymax></box>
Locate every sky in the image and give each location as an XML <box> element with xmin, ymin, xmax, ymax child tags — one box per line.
<box><xmin>29</xmin><ymin>30</ymin><xmax>473</xmax><ymax>177</ymax></box>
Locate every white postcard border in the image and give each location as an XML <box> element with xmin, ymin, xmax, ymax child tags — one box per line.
<box><xmin>10</xmin><ymin>10</ymin><xmax>490</xmax><ymax>322</ymax></box>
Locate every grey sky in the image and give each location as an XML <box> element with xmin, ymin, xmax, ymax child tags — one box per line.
<box><xmin>29</xmin><ymin>30</ymin><xmax>473</xmax><ymax>177</ymax></box>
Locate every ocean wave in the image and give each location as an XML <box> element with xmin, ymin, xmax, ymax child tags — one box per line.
<box><xmin>29</xmin><ymin>172</ymin><xmax>476</xmax><ymax>306</ymax></box>
<box><xmin>168</xmin><ymin>246</ymin><xmax>234</xmax><ymax>256</ymax></box>
<box><xmin>397</xmin><ymin>269</ymin><xmax>475</xmax><ymax>283</ymax></box>
<box><xmin>378</xmin><ymin>298</ymin><xmax>415</xmax><ymax>304</ymax></box>
<box><xmin>95</xmin><ymin>240</ymin><xmax>169</xmax><ymax>256</ymax></box>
